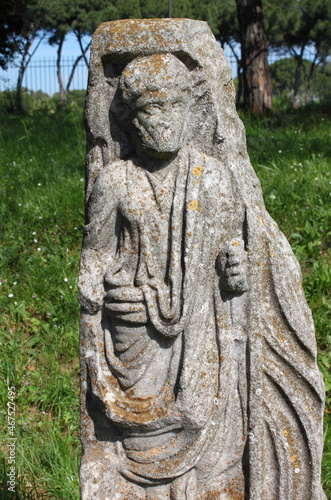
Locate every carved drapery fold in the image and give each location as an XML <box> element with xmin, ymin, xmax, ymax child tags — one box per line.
<box><xmin>79</xmin><ymin>19</ymin><xmax>326</xmax><ymax>499</ymax></box>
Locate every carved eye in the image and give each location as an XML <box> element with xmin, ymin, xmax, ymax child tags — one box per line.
<box><xmin>137</xmin><ymin>104</ymin><xmax>162</xmax><ymax>116</ymax></box>
<box><xmin>146</xmin><ymin>104</ymin><xmax>162</xmax><ymax>113</ymax></box>
<box><xmin>172</xmin><ymin>101</ymin><xmax>182</xmax><ymax>110</ymax></box>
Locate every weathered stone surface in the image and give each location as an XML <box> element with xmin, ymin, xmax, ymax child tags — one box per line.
<box><xmin>79</xmin><ymin>18</ymin><xmax>326</xmax><ymax>500</ymax></box>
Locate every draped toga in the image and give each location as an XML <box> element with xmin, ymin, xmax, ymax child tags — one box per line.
<box><xmin>79</xmin><ymin>145</ymin><xmax>325</xmax><ymax>499</ymax></box>
<box><xmin>80</xmin><ymin>146</ymin><xmax>248</xmax><ymax>485</ymax></box>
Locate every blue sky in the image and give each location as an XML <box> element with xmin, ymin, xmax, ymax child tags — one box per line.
<box><xmin>34</xmin><ymin>32</ymin><xmax>91</xmax><ymax>58</ymax></box>
<box><xmin>0</xmin><ymin>32</ymin><xmax>239</xmax><ymax>95</ymax></box>
<box><xmin>0</xmin><ymin>33</ymin><xmax>92</xmax><ymax>94</ymax></box>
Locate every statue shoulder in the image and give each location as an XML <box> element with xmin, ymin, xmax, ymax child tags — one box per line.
<box><xmin>98</xmin><ymin>158</ymin><xmax>127</xmax><ymax>182</ymax></box>
<box><xmin>91</xmin><ymin>159</ymin><xmax>128</xmax><ymax>195</ymax></box>
<box><xmin>189</xmin><ymin>147</ymin><xmax>228</xmax><ymax>172</ymax></box>
<box><xmin>85</xmin><ymin>159</ymin><xmax>129</xmax><ymax>212</ymax></box>
<box><xmin>188</xmin><ymin>147</ymin><xmax>233</xmax><ymax>193</ymax></box>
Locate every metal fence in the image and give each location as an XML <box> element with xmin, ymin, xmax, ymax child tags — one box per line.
<box><xmin>0</xmin><ymin>48</ymin><xmax>329</xmax><ymax>103</ymax></box>
<box><xmin>1</xmin><ymin>49</ymin><xmax>240</xmax><ymax>96</ymax></box>
<box><xmin>0</xmin><ymin>57</ymin><xmax>89</xmax><ymax>96</ymax></box>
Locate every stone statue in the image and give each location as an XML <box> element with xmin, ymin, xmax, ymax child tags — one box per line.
<box><xmin>79</xmin><ymin>19</ymin><xmax>326</xmax><ymax>500</ymax></box>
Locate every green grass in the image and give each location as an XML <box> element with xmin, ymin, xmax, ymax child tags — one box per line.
<box><xmin>0</xmin><ymin>103</ymin><xmax>330</xmax><ymax>498</ymax></box>
<box><xmin>0</xmin><ymin>105</ymin><xmax>84</xmax><ymax>499</ymax></box>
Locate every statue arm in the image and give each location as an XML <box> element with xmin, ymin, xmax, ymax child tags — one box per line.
<box><xmin>215</xmin><ymin>167</ymin><xmax>248</xmax><ymax>295</ymax></box>
<box><xmin>216</xmin><ymin>237</ymin><xmax>248</xmax><ymax>294</ymax></box>
<box><xmin>79</xmin><ymin>165</ymin><xmax>120</xmax><ymax>314</ymax></box>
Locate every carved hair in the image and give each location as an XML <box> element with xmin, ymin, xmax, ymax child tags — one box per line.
<box><xmin>119</xmin><ymin>53</ymin><xmax>191</xmax><ymax>105</ymax></box>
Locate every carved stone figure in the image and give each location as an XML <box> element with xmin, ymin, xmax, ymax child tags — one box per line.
<box><xmin>79</xmin><ymin>19</ymin><xmax>326</xmax><ymax>500</ymax></box>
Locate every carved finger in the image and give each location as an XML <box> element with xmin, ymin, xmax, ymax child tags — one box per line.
<box><xmin>113</xmin><ymin>311</ymin><xmax>148</xmax><ymax>325</ymax></box>
<box><xmin>105</xmin><ymin>286</ymin><xmax>144</xmax><ymax>302</ymax></box>
<box><xmin>225</xmin><ymin>265</ymin><xmax>245</xmax><ymax>277</ymax></box>
<box><xmin>104</xmin><ymin>301</ymin><xmax>145</xmax><ymax>313</ymax></box>
<box><xmin>226</xmin><ymin>255</ymin><xmax>241</xmax><ymax>267</ymax></box>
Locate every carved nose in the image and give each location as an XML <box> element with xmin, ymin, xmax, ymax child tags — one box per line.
<box><xmin>160</xmin><ymin>121</ymin><xmax>171</xmax><ymax>129</ymax></box>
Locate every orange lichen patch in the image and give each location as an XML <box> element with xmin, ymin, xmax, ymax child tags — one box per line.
<box><xmin>282</xmin><ymin>428</ymin><xmax>301</xmax><ymax>471</ymax></box>
<box><xmin>192</xmin><ymin>165</ymin><xmax>203</xmax><ymax>176</ymax></box>
<box><xmin>188</xmin><ymin>200</ymin><xmax>198</xmax><ymax>211</ymax></box>
<box><xmin>232</xmin><ymin>240</ymin><xmax>239</xmax><ymax>247</ymax></box>
<box><xmin>200</xmin><ymin>475</ymin><xmax>245</xmax><ymax>500</ymax></box>
<box><xmin>99</xmin><ymin>18</ymin><xmax>186</xmax><ymax>39</ymax></box>
<box><xmin>97</xmin><ymin>19</ymin><xmax>188</xmax><ymax>57</ymax></box>
<box><xmin>147</xmin><ymin>89</ymin><xmax>169</xmax><ymax>100</ymax></box>
<box><xmin>133</xmin><ymin>54</ymin><xmax>174</xmax><ymax>76</ymax></box>
<box><xmin>200</xmin><ymin>491</ymin><xmax>226</xmax><ymax>500</ymax></box>
<box><xmin>97</xmin><ymin>374</ymin><xmax>175</xmax><ymax>425</ymax></box>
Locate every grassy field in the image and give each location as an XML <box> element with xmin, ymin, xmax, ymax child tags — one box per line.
<box><xmin>0</xmin><ymin>102</ymin><xmax>330</xmax><ymax>499</ymax></box>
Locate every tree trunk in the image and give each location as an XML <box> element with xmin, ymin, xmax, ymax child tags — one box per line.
<box><xmin>76</xmin><ymin>31</ymin><xmax>91</xmax><ymax>68</ymax></box>
<box><xmin>66</xmin><ymin>34</ymin><xmax>91</xmax><ymax>92</ymax></box>
<box><xmin>304</xmin><ymin>53</ymin><xmax>318</xmax><ymax>105</ymax></box>
<box><xmin>292</xmin><ymin>45</ymin><xmax>305</xmax><ymax>109</ymax></box>
<box><xmin>66</xmin><ymin>54</ymin><xmax>84</xmax><ymax>92</ymax></box>
<box><xmin>16</xmin><ymin>39</ymin><xmax>33</xmax><ymax>113</ymax></box>
<box><xmin>56</xmin><ymin>35</ymin><xmax>67</xmax><ymax>109</ymax></box>
<box><xmin>16</xmin><ymin>31</ymin><xmax>44</xmax><ymax>112</ymax></box>
<box><xmin>235</xmin><ymin>0</ymin><xmax>272</xmax><ymax>112</ymax></box>
<box><xmin>227</xmin><ymin>41</ymin><xmax>243</xmax><ymax>107</ymax></box>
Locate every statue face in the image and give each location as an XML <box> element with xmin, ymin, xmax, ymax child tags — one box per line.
<box><xmin>131</xmin><ymin>89</ymin><xmax>188</xmax><ymax>157</ymax></box>
<box><xmin>120</xmin><ymin>54</ymin><xmax>191</xmax><ymax>159</ymax></box>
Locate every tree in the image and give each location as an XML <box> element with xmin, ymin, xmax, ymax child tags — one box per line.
<box><xmin>270</xmin><ymin>57</ymin><xmax>331</xmax><ymax>104</ymax></box>
<box><xmin>38</xmin><ymin>0</ymin><xmax>120</xmax><ymax>107</ymax></box>
<box><xmin>269</xmin><ymin>58</ymin><xmax>298</xmax><ymax>96</ymax></box>
<box><xmin>264</xmin><ymin>0</ymin><xmax>331</xmax><ymax>107</ymax></box>
<box><xmin>0</xmin><ymin>0</ymin><xmax>48</xmax><ymax>110</ymax></box>
<box><xmin>16</xmin><ymin>31</ymin><xmax>46</xmax><ymax>112</ymax></box>
<box><xmin>212</xmin><ymin>0</ymin><xmax>243</xmax><ymax>104</ymax></box>
<box><xmin>235</xmin><ymin>0</ymin><xmax>273</xmax><ymax>112</ymax></box>
<box><xmin>1</xmin><ymin>0</ymin><xmax>30</xmax><ymax>69</ymax></box>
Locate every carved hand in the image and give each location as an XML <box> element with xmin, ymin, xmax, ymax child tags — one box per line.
<box><xmin>216</xmin><ymin>238</ymin><xmax>248</xmax><ymax>294</ymax></box>
<box><xmin>104</xmin><ymin>285</ymin><xmax>148</xmax><ymax>324</ymax></box>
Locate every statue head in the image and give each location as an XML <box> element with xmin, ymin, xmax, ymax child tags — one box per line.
<box><xmin>119</xmin><ymin>53</ymin><xmax>191</xmax><ymax>158</ymax></box>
